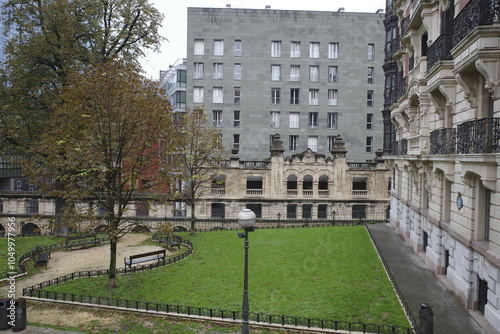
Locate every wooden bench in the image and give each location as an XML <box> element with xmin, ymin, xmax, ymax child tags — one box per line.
<box><xmin>124</xmin><ymin>249</ymin><xmax>166</xmax><ymax>270</ymax></box>
<box><xmin>158</xmin><ymin>235</ymin><xmax>181</xmax><ymax>251</ymax></box>
<box><xmin>66</xmin><ymin>234</ymin><xmax>101</xmax><ymax>250</ymax></box>
<box><xmin>35</xmin><ymin>252</ymin><xmax>50</xmax><ymax>267</ymax></box>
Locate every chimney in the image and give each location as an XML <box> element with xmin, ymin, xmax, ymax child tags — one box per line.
<box><xmin>226</xmin><ymin>4</ymin><xmax>231</xmax><ymax>8</ymax></box>
<box><xmin>265</xmin><ymin>5</ymin><xmax>271</xmax><ymax>9</ymax></box>
<box><xmin>376</xmin><ymin>8</ymin><xmax>384</xmax><ymax>13</ymax></box>
<box><xmin>338</xmin><ymin>7</ymin><xmax>344</xmax><ymax>12</ymax></box>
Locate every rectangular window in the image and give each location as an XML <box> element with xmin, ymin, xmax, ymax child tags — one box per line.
<box><xmin>271</xmin><ymin>41</ymin><xmax>282</xmax><ymax>57</ymax></box>
<box><xmin>302</xmin><ymin>204</ymin><xmax>312</xmax><ymax>219</ymax></box>
<box><xmin>318</xmin><ymin>204</ymin><xmax>328</xmax><ymax>219</ymax></box>
<box><xmin>233</xmin><ymin>110</ymin><xmax>240</xmax><ymax>127</ymax></box>
<box><xmin>271</xmin><ymin>65</ymin><xmax>281</xmax><ymax>81</ymax></box>
<box><xmin>308</xmin><ymin>136</ymin><xmax>318</xmax><ymax>151</ymax></box>
<box><xmin>367</xmin><ymin>113</ymin><xmax>373</xmax><ymax>130</ymax></box>
<box><xmin>366</xmin><ymin>137</ymin><xmax>373</xmax><ymax>153</ymax></box>
<box><xmin>328</xmin><ymin>113</ymin><xmax>338</xmax><ymax>129</ymax></box>
<box><xmin>193</xmin><ymin>87</ymin><xmax>204</xmax><ymax>103</ymax></box>
<box><xmin>290</xmin><ymin>65</ymin><xmax>300</xmax><ymax>81</ymax></box>
<box><xmin>368</xmin><ymin>43</ymin><xmax>375</xmax><ymax>60</ymax></box>
<box><xmin>213</xmin><ymin>87</ymin><xmax>223</xmax><ymax>103</ymax></box>
<box><xmin>309</xmin><ymin>89</ymin><xmax>319</xmax><ymax>105</ymax></box>
<box><xmin>213</xmin><ymin>63</ymin><xmax>223</xmax><ymax>80</ymax></box>
<box><xmin>289</xmin><ymin>112</ymin><xmax>299</xmax><ymax>128</ymax></box>
<box><xmin>271</xmin><ymin>88</ymin><xmax>280</xmax><ymax>104</ymax></box>
<box><xmin>308</xmin><ymin>112</ymin><xmax>318</xmax><ymax>128</ymax></box>
<box><xmin>234</xmin><ymin>40</ymin><xmax>242</xmax><ymax>57</ymax></box>
<box><xmin>290</xmin><ymin>41</ymin><xmax>301</xmax><ymax>57</ymax></box>
<box><xmin>328</xmin><ymin>136</ymin><xmax>336</xmax><ymax>151</ymax></box>
<box><xmin>309</xmin><ymin>66</ymin><xmax>319</xmax><ymax>82</ymax></box>
<box><xmin>309</xmin><ymin>42</ymin><xmax>320</xmax><ymax>58</ymax></box>
<box><xmin>234</xmin><ymin>87</ymin><xmax>241</xmax><ymax>104</ymax></box>
<box><xmin>270</xmin><ymin>111</ymin><xmax>280</xmax><ymax>128</ymax></box>
<box><xmin>368</xmin><ymin>67</ymin><xmax>374</xmax><ymax>84</ymax></box>
<box><xmin>194</xmin><ymin>39</ymin><xmax>204</xmax><ymax>55</ymax></box>
<box><xmin>233</xmin><ymin>134</ymin><xmax>240</xmax><ymax>149</ymax></box>
<box><xmin>328</xmin><ymin>89</ymin><xmax>338</xmax><ymax>106</ymax></box>
<box><xmin>234</xmin><ymin>64</ymin><xmax>241</xmax><ymax>80</ymax></box>
<box><xmin>194</xmin><ymin>63</ymin><xmax>204</xmax><ymax>79</ymax></box>
<box><xmin>213</xmin><ymin>110</ymin><xmax>223</xmax><ymax>127</ymax></box>
<box><xmin>328</xmin><ymin>66</ymin><xmax>338</xmax><ymax>82</ymax></box>
<box><xmin>287</xmin><ymin>204</ymin><xmax>297</xmax><ymax>219</ymax></box>
<box><xmin>211</xmin><ymin>203</ymin><xmax>225</xmax><ymax>218</ymax></box>
<box><xmin>328</xmin><ymin>42</ymin><xmax>339</xmax><ymax>59</ymax></box>
<box><xmin>175</xmin><ymin>91</ymin><xmax>186</xmax><ymax>109</ymax></box>
<box><xmin>367</xmin><ymin>90</ymin><xmax>374</xmax><ymax>107</ymax></box>
<box><xmin>289</xmin><ymin>135</ymin><xmax>299</xmax><ymax>151</ymax></box>
<box><xmin>214</xmin><ymin>39</ymin><xmax>224</xmax><ymax>56</ymax></box>
<box><xmin>246</xmin><ymin>203</ymin><xmax>262</xmax><ymax>218</ymax></box>
<box><xmin>290</xmin><ymin>88</ymin><xmax>299</xmax><ymax>105</ymax></box>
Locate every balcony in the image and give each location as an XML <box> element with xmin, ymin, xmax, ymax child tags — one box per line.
<box><xmin>430</xmin><ymin>118</ymin><xmax>500</xmax><ymax>155</ymax></box>
<box><xmin>427</xmin><ymin>34</ymin><xmax>453</xmax><ymax>71</ymax></box>
<box><xmin>396</xmin><ymin>77</ymin><xmax>408</xmax><ymax>101</ymax></box>
<box><xmin>246</xmin><ymin>189</ymin><xmax>263</xmax><ymax>195</ymax></box>
<box><xmin>453</xmin><ymin>0</ymin><xmax>500</xmax><ymax>47</ymax></box>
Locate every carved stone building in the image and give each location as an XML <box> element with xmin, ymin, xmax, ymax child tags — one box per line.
<box><xmin>0</xmin><ymin>135</ymin><xmax>390</xmax><ymax>235</ymax></box>
<box><xmin>383</xmin><ymin>0</ymin><xmax>500</xmax><ymax>332</ymax></box>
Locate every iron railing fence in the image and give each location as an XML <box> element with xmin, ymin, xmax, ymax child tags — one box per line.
<box><xmin>453</xmin><ymin>0</ymin><xmax>500</xmax><ymax>47</ymax></box>
<box><xmin>24</xmin><ymin>281</ymin><xmax>414</xmax><ymax>334</ymax></box>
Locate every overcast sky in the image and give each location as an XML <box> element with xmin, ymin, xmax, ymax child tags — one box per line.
<box><xmin>140</xmin><ymin>0</ymin><xmax>387</xmax><ymax>79</ymax></box>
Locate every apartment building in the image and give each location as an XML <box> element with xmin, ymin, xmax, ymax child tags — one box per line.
<box><xmin>186</xmin><ymin>7</ymin><xmax>386</xmax><ymax>162</ymax></box>
<box><xmin>383</xmin><ymin>0</ymin><xmax>500</xmax><ymax>332</ymax></box>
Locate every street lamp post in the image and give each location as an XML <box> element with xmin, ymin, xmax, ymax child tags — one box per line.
<box><xmin>237</xmin><ymin>209</ymin><xmax>256</xmax><ymax>334</ymax></box>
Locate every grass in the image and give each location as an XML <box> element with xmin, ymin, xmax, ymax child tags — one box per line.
<box><xmin>42</xmin><ymin>226</ymin><xmax>409</xmax><ymax>328</ymax></box>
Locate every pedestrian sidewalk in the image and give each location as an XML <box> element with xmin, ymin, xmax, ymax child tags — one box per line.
<box><xmin>367</xmin><ymin>223</ymin><xmax>487</xmax><ymax>334</ymax></box>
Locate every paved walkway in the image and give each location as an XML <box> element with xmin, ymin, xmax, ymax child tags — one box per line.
<box><xmin>367</xmin><ymin>223</ymin><xmax>488</xmax><ymax>334</ymax></box>
<box><xmin>4</xmin><ymin>326</ymin><xmax>84</xmax><ymax>333</ymax></box>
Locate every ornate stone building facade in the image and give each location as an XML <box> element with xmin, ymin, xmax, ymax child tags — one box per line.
<box><xmin>384</xmin><ymin>0</ymin><xmax>500</xmax><ymax>332</ymax></box>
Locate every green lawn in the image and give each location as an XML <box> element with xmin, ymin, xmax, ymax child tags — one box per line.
<box><xmin>43</xmin><ymin>226</ymin><xmax>409</xmax><ymax>327</ymax></box>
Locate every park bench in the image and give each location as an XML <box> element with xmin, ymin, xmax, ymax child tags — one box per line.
<box><xmin>65</xmin><ymin>234</ymin><xmax>101</xmax><ymax>250</ymax></box>
<box><xmin>124</xmin><ymin>249</ymin><xmax>166</xmax><ymax>270</ymax></box>
<box><xmin>158</xmin><ymin>235</ymin><xmax>181</xmax><ymax>251</ymax></box>
<box><xmin>35</xmin><ymin>252</ymin><xmax>50</xmax><ymax>267</ymax></box>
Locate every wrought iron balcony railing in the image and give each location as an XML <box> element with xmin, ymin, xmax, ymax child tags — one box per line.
<box><xmin>457</xmin><ymin>118</ymin><xmax>500</xmax><ymax>154</ymax></box>
<box><xmin>430</xmin><ymin>128</ymin><xmax>456</xmax><ymax>154</ymax></box>
<box><xmin>427</xmin><ymin>34</ymin><xmax>454</xmax><ymax>71</ymax></box>
<box><xmin>453</xmin><ymin>0</ymin><xmax>500</xmax><ymax>47</ymax></box>
<box><xmin>396</xmin><ymin>76</ymin><xmax>408</xmax><ymax>101</ymax></box>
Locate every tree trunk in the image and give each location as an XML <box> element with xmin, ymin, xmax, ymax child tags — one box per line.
<box><xmin>107</xmin><ymin>236</ymin><xmax>118</xmax><ymax>289</ymax></box>
<box><xmin>190</xmin><ymin>201</ymin><xmax>196</xmax><ymax>235</ymax></box>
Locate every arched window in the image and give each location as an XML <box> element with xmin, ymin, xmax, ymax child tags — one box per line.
<box><xmin>303</xmin><ymin>175</ymin><xmax>313</xmax><ymax>190</ymax></box>
<box><xmin>318</xmin><ymin>175</ymin><xmax>329</xmax><ymax>190</ymax></box>
<box><xmin>287</xmin><ymin>175</ymin><xmax>298</xmax><ymax>190</ymax></box>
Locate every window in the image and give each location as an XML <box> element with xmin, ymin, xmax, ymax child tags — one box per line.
<box><xmin>213</xmin><ymin>110</ymin><xmax>223</xmax><ymax>127</ymax></box>
<box><xmin>290</xmin><ymin>41</ymin><xmax>301</xmax><ymax>57</ymax></box>
<box><xmin>234</xmin><ymin>40</ymin><xmax>242</xmax><ymax>56</ymax></box>
<box><xmin>213</xmin><ymin>63</ymin><xmax>223</xmax><ymax>80</ymax></box>
<box><xmin>289</xmin><ymin>135</ymin><xmax>299</xmax><ymax>151</ymax></box>
<box><xmin>366</xmin><ymin>137</ymin><xmax>373</xmax><ymax>153</ymax></box>
<box><xmin>368</xmin><ymin>67</ymin><xmax>374</xmax><ymax>84</ymax></box>
<box><xmin>233</xmin><ymin>110</ymin><xmax>240</xmax><ymax>127</ymax></box>
<box><xmin>271</xmin><ymin>88</ymin><xmax>280</xmax><ymax>104</ymax></box>
<box><xmin>233</xmin><ymin>134</ymin><xmax>240</xmax><ymax>149</ymax></box>
<box><xmin>308</xmin><ymin>112</ymin><xmax>318</xmax><ymax>128</ymax></box>
<box><xmin>287</xmin><ymin>175</ymin><xmax>298</xmax><ymax>190</ymax></box>
<box><xmin>211</xmin><ymin>203</ymin><xmax>225</xmax><ymax>218</ymax></box>
<box><xmin>328</xmin><ymin>42</ymin><xmax>339</xmax><ymax>59</ymax></box>
<box><xmin>287</xmin><ymin>204</ymin><xmax>297</xmax><ymax>219</ymax></box>
<box><xmin>213</xmin><ymin>87</ymin><xmax>223</xmax><ymax>103</ymax></box>
<box><xmin>189</xmin><ymin>87</ymin><xmax>202</xmax><ymax>104</ymax></box>
<box><xmin>309</xmin><ymin>89</ymin><xmax>319</xmax><ymax>105</ymax></box>
<box><xmin>270</xmin><ymin>111</ymin><xmax>280</xmax><ymax>128</ymax></box>
<box><xmin>177</xmin><ymin>69</ymin><xmax>186</xmax><ymax>88</ymax></box>
<box><xmin>328</xmin><ymin>66</ymin><xmax>338</xmax><ymax>82</ymax></box>
<box><xmin>318</xmin><ymin>204</ymin><xmax>328</xmax><ymax>218</ymax></box>
<box><xmin>174</xmin><ymin>91</ymin><xmax>186</xmax><ymax>109</ymax></box>
<box><xmin>194</xmin><ymin>63</ymin><xmax>204</xmax><ymax>79</ymax></box>
<box><xmin>309</xmin><ymin>42</ymin><xmax>320</xmax><ymax>58</ymax></box>
<box><xmin>367</xmin><ymin>113</ymin><xmax>373</xmax><ymax>130</ymax></box>
<box><xmin>234</xmin><ymin>64</ymin><xmax>241</xmax><ymax>80</ymax></box>
<box><xmin>234</xmin><ymin>87</ymin><xmax>241</xmax><ymax>104</ymax></box>
<box><xmin>367</xmin><ymin>90</ymin><xmax>374</xmax><ymax>106</ymax></box>
<box><xmin>289</xmin><ymin>112</ymin><xmax>299</xmax><ymax>128</ymax></box>
<box><xmin>246</xmin><ymin>203</ymin><xmax>262</xmax><ymax>218</ymax></box>
<box><xmin>327</xmin><ymin>113</ymin><xmax>338</xmax><ymax>129</ymax></box>
<box><xmin>271</xmin><ymin>65</ymin><xmax>281</xmax><ymax>81</ymax></box>
<box><xmin>352</xmin><ymin>205</ymin><xmax>367</xmax><ymax>219</ymax></box>
<box><xmin>309</xmin><ymin>66</ymin><xmax>319</xmax><ymax>82</ymax></box>
<box><xmin>27</xmin><ymin>199</ymin><xmax>39</xmax><ymax>214</ymax></box>
<box><xmin>290</xmin><ymin>65</ymin><xmax>300</xmax><ymax>81</ymax></box>
<box><xmin>214</xmin><ymin>39</ymin><xmax>224</xmax><ymax>56</ymax></box>
<box><xmin>368</xmin><ymin>43</ymin><xmax>375</xmax><ymax>60</ymax></box>
<box><xmin>271</xmin><ymin>41</ymin><xmax>282</xmax><ymax>57</ymax></box>
<box><xmin>302</xmin><ymin>204</ymin><xmax>312</xmax><ymax>219</ymax></box>
<box><xmin>194</xmin><ymin>39</ymin><xmax>204</xmax><ymax>55</ymax></box>
<box><xmin>136</xmin><ymin>201</ymin><xmax>149</xmax><ymax>217</ymax></box>
<box><xmin>328</xmin><ymin>89</ymin><xmax>338</xmax><ymax>106</ymax></box>
<box><xmin>308</xmin><ymin>136</ymin><xmax>318</xmax><ymax>151</ymax></box>
<box><xmin>246</xmin><ymin>176</ymin><xmax>263</xmax><ymax>190</ymax></box>
<box><xmin>328</xmin><ymin>136</ymin><xmax>336</xmax><ymax>151</ymax></box>
<box><xmin>290</xmin><ymin>88</ymin><xmax>299</xmax><ymax>105</ymax></box>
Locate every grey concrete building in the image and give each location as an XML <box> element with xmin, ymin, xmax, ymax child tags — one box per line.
<box><xmin>186</xmin><ymin>7</ymin><xmax>386</xmax><ymax>162</ymax></box>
